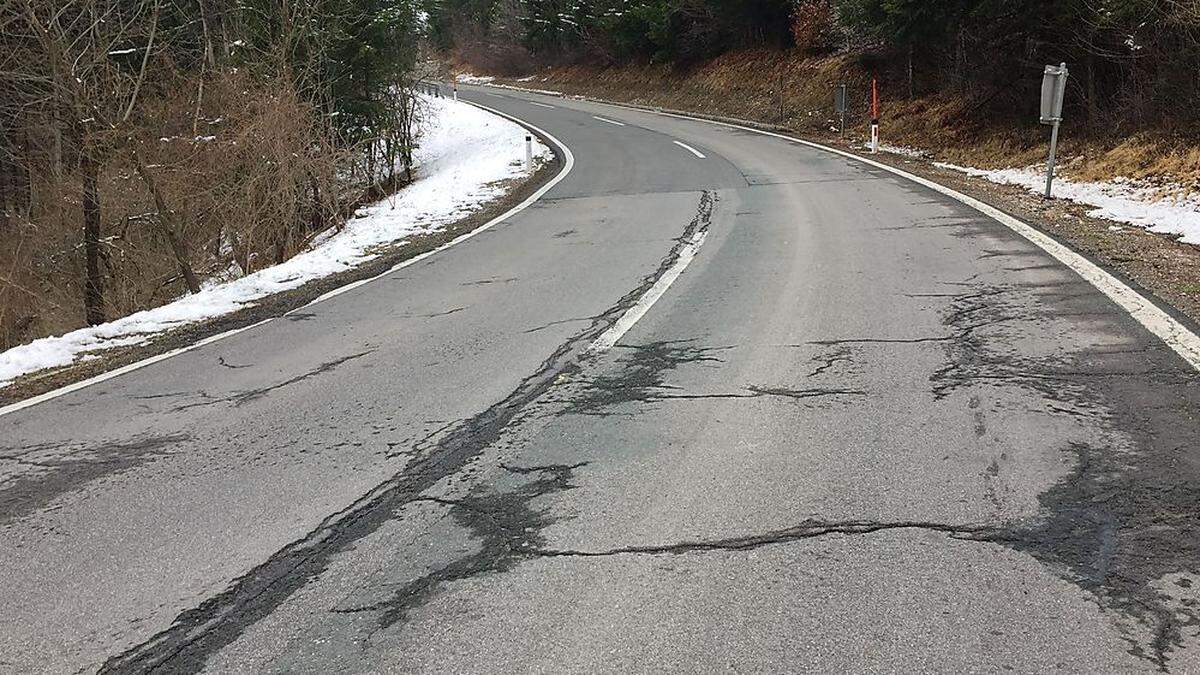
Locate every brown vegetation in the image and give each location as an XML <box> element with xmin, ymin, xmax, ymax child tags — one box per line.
<box><xmin>0</xmin><ymin>0</ymin><xmax>426</xmax><ymax>352</ymax></box>
<box><xmin>484</xmin><ymin>49</ymin><xmax>1200</xmax><ymax>191</ymax></box>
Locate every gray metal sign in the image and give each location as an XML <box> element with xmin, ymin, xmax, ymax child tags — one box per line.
<box><xmin>834</xmin><ymin>84</ymin><xmax>847</xmax><ymax>137</ymax></box>
<box><xmin>1040</xmin><ymin>63</ymin><xmax>1068</xmax><ymax>124</ymax></box>
<box><xmin>1040</xmin><ymin>63</ymin><xmax>1068</xmax><ymax>198</ymax></box>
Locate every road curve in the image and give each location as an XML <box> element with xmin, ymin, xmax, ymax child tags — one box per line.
<box><xmin>2</xmin><ymin>85</ymin><xmax>1199</xmax><ymax>673</ymax></box>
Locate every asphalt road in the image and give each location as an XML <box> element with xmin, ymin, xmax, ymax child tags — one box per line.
<box><xmin>2</xmin><ymin>85</ymin><xmax>1199</xmax><ymax>674</ymax></box>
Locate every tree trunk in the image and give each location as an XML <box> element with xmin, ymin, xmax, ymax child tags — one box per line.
<box><xmin>0</xmin><ymin>150</ymin><xmax>10</xmax><ymax>230</ymax></box>
<box><xmin>132</xmin><ymin>149</ymin><xmax>202</xmax><ymax>294</ymax></box>
<box><xmin>907</xmin><ymin>44</ymin><xmax>914</xmax><ymax>99</ymax></box>
<box><xmin>50</xmin><ymin>59</ymin><xmax>64</xmax><ymax>187</ymax></box>
<box><xmin>309</xmin><ymin>173</ymin><xmax>324</xmax><ymax>232</ymax></box>
<box><xmin>198</xmin><ymin>0</ymin><xmax>215</xmax><ymax>67</ymax></box>
<box><xmin>123</xmin><ymin>0</ymin><xmax>159</xmax><ymax>123</ymax></box>
<box><xmin>82</xmin><ymin>153</ymin><xmax>105</xmax><ymax>325</ymax></box>
<box><xmin>1086</xmin><ymin>56</ymin><xmax>1099</xmax><ymax>123</ymax></box>
<box><xmin>192</xmin><ymin>70</ymin><xmax>206</xmax><ymax>137</ymax></box>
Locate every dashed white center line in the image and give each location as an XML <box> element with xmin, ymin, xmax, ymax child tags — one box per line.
<box><xmin>592</xmin><ymin>115</ymin><xmax>626</xmax><ymax>126</ymax></box>
<box><xmin>673</xmin><ymin>140</ymin><xmax>706</xmax><ymax>158</ymax></box>
<box><xmin>528</xmin><ymin>101</ymin><xmax>555</xmax><ymax>108</ymax></box>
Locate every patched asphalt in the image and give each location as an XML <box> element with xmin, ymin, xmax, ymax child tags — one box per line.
<box><xmin>2</xmin><ymin>87</ymin><xmax>1198</xmax><ymax>674</ymax></box>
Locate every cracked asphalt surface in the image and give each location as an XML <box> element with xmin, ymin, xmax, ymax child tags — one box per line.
<box><xmin>2</xmin><ymin>86</ymin><xmax>1200</xmax><ymax>673</ymax></box>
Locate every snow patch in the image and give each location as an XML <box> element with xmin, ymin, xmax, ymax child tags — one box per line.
<box><xmin>935</xmin><ymin>162</ymin><xmax>1200</xmax><ymax>245</ymax></box>
<box><xmin>0</xmin><ymin>95</ymin><xmax>551</xmax><ymax>387</ymax></box>
<box><xmin>862</xmin><ymin>142</ymin><xmax>929</xmax><ymax>159</ymax></box>
<box><xmin>456</xmin><ymin>73</ymin><xmax>495</xmax><ymax>84</ymax></box>
<box><xmin>877</xmin><ymin>142</ymin><xmax>930</xmax><ymax>159</ymax></box>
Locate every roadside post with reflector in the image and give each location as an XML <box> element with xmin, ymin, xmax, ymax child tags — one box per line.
<box><xmin>1040</xmin><ymin>63</ymin><xmax>1068</xmax><ymax>198</ymax></box>
<box><xmin>869</xmin><ymin>77</ymin><xmax>880</xmax><ymax>153</ymax></box>
<box><xmin>834</xmin><ymin>84</ymin><xmax>848</xmax><ymax>138</ymax></box>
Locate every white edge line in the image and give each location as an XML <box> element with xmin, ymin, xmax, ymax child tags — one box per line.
<box><xmin>588</xmin><ymin>229</ymin><xmax>709</xmax><ymax>353</ymax></box>
<box><xmin>672</xmin><ymin>140</ymin><xmax>706</xmax><ymax>159</ymax></box>
<box><xmin>592</xmin><ymin>115</ymin><xmax>625</xmax><ymax>126</ymax></box>
<box><xmin>0</xmin><ymin>105</ymin><xmax>577</xmax><ymax>419</ymax></box>
<box><xmin>633</xmin><ymin>105</ymin><xmax>1200</xmax><ymax>372</ymax></box>
<box><xmin>480</xmin><ymin>80</ymin><xmax>1200</xmax><ymax>369</ymax></box>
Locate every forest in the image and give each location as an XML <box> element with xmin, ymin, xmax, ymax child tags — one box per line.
<box><xmin>4</xmin><ymin>0</ymin><xmax>1199</xmax><ymax>353</ymax></box>
<box><xmin>0</xmin><ymin>0</ymin><xmax>426</xmax><ymax>350</ymax></box>
<box><xmin>429</xmin><ymin>0</ymin><xmax>1200</xmax><ymax>131</ymax></box>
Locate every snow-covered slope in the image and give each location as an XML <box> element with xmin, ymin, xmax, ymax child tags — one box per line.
<box><xmin>936</xmin><ymin>162</ymin><xmax>1200</xmax><ymax>245</ymax></box>
<box><xmin>0</xmin><ymin>94</ymin><xmax>551</xmax><ymax>387</ymax></box>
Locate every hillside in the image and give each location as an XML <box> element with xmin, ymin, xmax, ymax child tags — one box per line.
<box><xmin>461</xmin><ymin>50</ymin><xmax>1200</xmax><ymax>191</ymax></box>
<box><xmin>452</xmin><ymin>47</ymin><xmax>1200</xmax><ymax>326</ymax></box>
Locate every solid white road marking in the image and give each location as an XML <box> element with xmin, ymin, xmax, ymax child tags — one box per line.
<box><xmin>479</xmin><ymin>80</ymin><xmax>1200</xmax><ymax>370</ymax></box>
<box><xmin>0</xmin><ymin>106</ymin><xmax>577</xmax><ymax>418</ymax></box>
<box><xmin>631</xmin><ymin>106</ymin><xmax>1200</xmax><ymax>372</ymax></box>
<box><xmin>672</xmin><ymin>140</ymin><xmax>705</xmax><ymax>158</ymax></box>
<box><xmin>592</xmin><ymin>115</ymin><xmax>625</xmax><ymax>126</ymax></box>
<box><xmin>588</xmin><ymin>228</ymin><xmax>708</xmax><ymax>354</ymax></box>
<box><xmin>528</xmin><ymin>101</ymin><xmax>555</xmax><ymax>109</ymax></box>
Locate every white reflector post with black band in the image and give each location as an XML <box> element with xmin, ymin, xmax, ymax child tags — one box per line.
<box><xmin>1040</xmin><ymin>63</ymin><xmax>1068</xmax><ymax>199</ymax></box>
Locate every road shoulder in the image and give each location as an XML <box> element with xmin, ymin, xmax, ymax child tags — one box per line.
<box><xmin>0</xmin><ymin>126</ymin><xmax>565</xmax><ymax>408</ymax></box>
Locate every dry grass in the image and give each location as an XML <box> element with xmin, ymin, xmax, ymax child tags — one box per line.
<box><xmin>0</xmin><ymin>71</ymin><xmax>343</xmax><ymax>350</ymax></box>
<box><xmin>483</xmin><ymin>49</ymin><xmax>1200</xmax><ymax>190</ymax></box>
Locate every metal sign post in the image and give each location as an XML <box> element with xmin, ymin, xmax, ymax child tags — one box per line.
<box><xmin>834</xmin><ymin>84</ymin><xmax>847</xmax><ymax>138</ymax></box>
<box><xmin>1040</xmin><ymin>63</ymin><xmax>1068</xmax><ymax>199</ymax></box>
<box><xmin>869</xmin><ymin>77</ymin><xmax>880</xmax><ymax>153</ymax></box>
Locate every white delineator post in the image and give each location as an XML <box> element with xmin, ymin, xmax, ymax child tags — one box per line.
<box><xmin>525</xmin><ymin>135</ymin><xmax>533</xmax><ymax>172</ymax></box>
<box><xmin>453</xmin><ymin>82</ymin><xmax>458</xmax><ymax>101</ymax></box>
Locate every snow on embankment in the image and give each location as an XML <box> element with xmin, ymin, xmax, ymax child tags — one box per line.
<box><xmin>0</xmin><ymin>95</ymin><xmax>552</xmax><ymax>387</ymax></box>
<box><xmin>455</xmin><ymin>74</ymin><xmax>495</xmax><ymax>85</ymax></box>
<box><xmin>935</xmin><ymin>162</ymin><xmax>1200</xmax><ymax>245</ymax></box>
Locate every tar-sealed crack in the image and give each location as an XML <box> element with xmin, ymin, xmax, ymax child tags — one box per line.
<box><xmin>555</xmin><ymin>340</ymin><xmax>863</xmax><ymax>416</ymax></box>
<box><xmin>166</xmin><ymin>349</ymin><xmax>375</xmax><ymax>412</ymax></box>
<box><xmin>918</xmin><ymin>273</ymin><xmax>1200</xmax><ymax>669</ymax></box>
<box><xmin>532</xmin><ymin>519</ymin><xmax>1009</xmax><ymax>558</ymax></box>
<box><xmin>94</xmin><ymin>184</ymin><xmax>1200</xmax><ymax>672</ymax></box>
<box><xmin>798</xmin><ymin>265</ymin><xmax>1200</xmax><ymax>669</ymax></box>
<box><xmin>331</xmin><ymin>462</ymin><xmax>588</xmax><ymax>630</ymax></box>
<box><xmin>807</xmin><ymin>346</ymin><xmax>853</xmax><ymax>377</ymax></box>
<box><xmin>0</xmin><ymin>433</ymin><xmax>190</xmax><ymax>524</ymax></box>
<box><xmin>97</xmin><ymin>190</ymin><xmax>717</xmax><ymax>675</ymax></box>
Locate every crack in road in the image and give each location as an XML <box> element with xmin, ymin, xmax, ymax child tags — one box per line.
<box><xmin>807</xmin><ymin>347</ymin><xmax>853</xmax><ymax>377</ymax></box>
<box><xmin>918</xmin><ymin>276</ymin><xmax>1200</xmax><ymax>669</ymax></box>
<box><xmin>97</xmin><ymin>190</ymin><xmax>717</xmax><ymax>675</ymax></box>
<box><xmin>780</xmin><ymin>269</ymin><xmax>1200</xmax><ymax>669</ymax></box>
<box><xmin>165</xmin><ymin>349</ymin><xmax>375</xmax><ymax>412</ymax></box>
<box><xmin>88</xmin><ymin>184</ymin><xmax>1200</xmax><ymax>673</ymax></box>
<box><xmin>0</xmin><ymin>433</ymin><xmax>190</xmax><ymax>524</ymax></box>
<box><xmin>531</xmin><ymin>519</ymin><xmax>1009</xmax><ymax>558</ymax></box>
<box><xmin>522</xmin><ymin>315</ymin><xmax>600</xmax><ymax>334</ymax></box>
